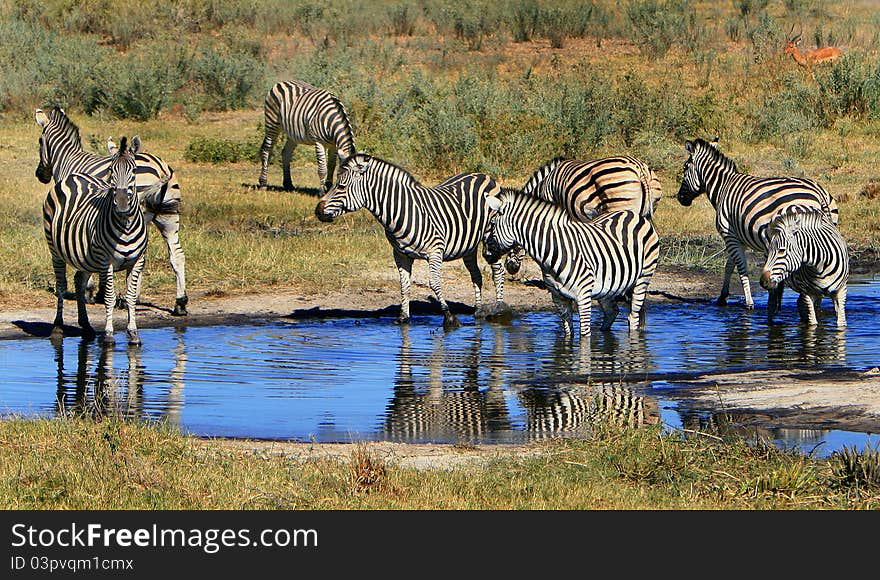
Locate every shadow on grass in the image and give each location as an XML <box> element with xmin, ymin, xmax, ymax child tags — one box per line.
<box><xmin>240</xmin><ymin>182</ymin><xmax>322</xmax><ymax>197</ymax></box>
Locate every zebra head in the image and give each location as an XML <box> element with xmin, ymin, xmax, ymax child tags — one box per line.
<box><xmin>760</xmin><ymin>210</ymin><xmax>807</xmax><ymax>291</ymax></box>
<box><xmin>314</xmin><ymin>153</ymin><xmax>372</xmax><ymax>223</ymax></box>
<box><xmin>107</xmin><ymin>136</ymin><xmax>140</xmax><ymax>214</ymax></box>
<box><xmin>482</xmin><ymin>193</ymin><xmax>515</xmax><ymax>265</ymax></box>
<box><xmin>676</xmin><ymin>139</ymin><xmax>706</xmax><ymax>206</ymax></box>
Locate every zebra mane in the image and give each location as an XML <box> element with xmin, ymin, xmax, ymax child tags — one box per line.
<box><xmin>357</xmin><ymin>154</ymin><xmax>420</xmax><ymax>186</ymax></box>
<box><xmin>772</xmin><ymin>206</ymin><xmax>830</xmax><ymax>231</ymax></box>
<box><xmin>693</xmin><ymin>138</ymin><xmax>738</xmax><ymax>173</ymax></box>
<box><xmin>47</xmin><ymin>106</ymin><xmax>83</xmax><ymax>148</ymax></box>
<box><xmin>522</xmin><ymin>156</ymin><xmax>564</xmax><ymax>193</ymax></box>
<box><xmin>326</xmin><ymin>91</ymin><xmax>356</xmax><ymax>154</ymax></box>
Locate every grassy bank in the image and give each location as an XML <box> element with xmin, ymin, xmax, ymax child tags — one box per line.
<box><xmin>1</xmin><ymin>416</ymin><xmax>877</xmax><ymax>509</ymax></box>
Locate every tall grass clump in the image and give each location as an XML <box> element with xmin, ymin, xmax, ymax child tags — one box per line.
<box><xmin>815</xmin><ymin>52</ymin><xmax>880</xmax><ymax>120</ymax></box>
<box><xmin>625</xmin><ymin>0</ymin><xmax>703</xmax><ymax>59</ymax></box>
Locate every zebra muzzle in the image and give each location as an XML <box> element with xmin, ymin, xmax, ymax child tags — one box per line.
<box><xmin>314</xmin><ymin>200</ymin><xmax>335</xmax><ymax>223</ymax></box>
<box><xmin>759</xmin><ymin>269</ymin><xmax>777</xmax><ymax>290</ymax></box>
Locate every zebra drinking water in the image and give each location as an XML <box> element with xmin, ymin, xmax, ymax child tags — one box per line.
<box><xmin>760</xmin><ymin>208</ymin><xmax>848</xmax><ymax>327</ymax></box>
<box><xmin>483</xmin><ymin>189</ymin><xmax>660</xmax><ymax>340</ymax></box>
<box><xmin>676</xmin><ymin>138</ymin><xmax>838</xmax><ymax>314</ymax></box>
<box><xmin>43</xmin><ymin>136</ymin><xmax>162</xmax><ymax>345</ymax></box>
<box><xmin>504</xmin><ymin>155</ymin><xmax>663</xmax><ymax>275</ymax></box>
<box><xmin>314</xmin><ymin>153</ymin><xmax>506</xmax><ymax>328</ymax></box>
<box><xmin>258</xmin><ymin>80</ymin><xmax>356</xmax><ymax>193</ymax></box>
<box><xmin>34</xmin><ymin>106</ymin><xmax>188</xmax><ymax>316</ymax></box>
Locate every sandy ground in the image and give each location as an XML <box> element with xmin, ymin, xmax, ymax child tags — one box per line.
<box><xmin>2</xmin><ymin>263</ymin><xmax>879</xmax><ymax>466</ymax></box>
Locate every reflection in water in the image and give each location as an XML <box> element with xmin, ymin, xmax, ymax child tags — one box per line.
<box><xmin>3</xmin><ymin>278</ymin><xmax>879</xmax><ymax>452</ymax></box>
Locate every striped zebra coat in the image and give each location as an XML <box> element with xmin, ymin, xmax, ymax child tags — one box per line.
<box><xmin>483</xmin><ymin>189</ymin><xmax>660</xmax><ymax>339</ymax></box>
<box><xmin>258</xmin><ymin>80</ymin><xmax>356</xmax><ymax>193</ymax></box>
<box><xmin>760</xmin><ymin>208</ymin><xmax>848</xmax><ymax>327</ymax></box>
<box><xmin>315</xmin><ymin>153</ymin><xmax>507</xmax><ymax>328</ymax></box>
<box><xmin>43</xmin><ymin>137</ymin><xmax>160</xmax><ymax>344</ymax></box>
<box><xmin>34</xmin><ymin>107</ymin><xmax>188</xmax><ymax>316</ymax></box>
<box><xmin>504</xmin><ymin>155</ymin><xmax>662</xmax><ymax>275</ymax></box>
<box><xmin>676</xmin><ymin>138</ymin><xmax>838</xmax><ymax>313</ymax></box>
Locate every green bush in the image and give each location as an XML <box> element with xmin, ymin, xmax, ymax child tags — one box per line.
<box><xmin>184</xmin><ymin>136</ymin><xmax>260</xmax><ymax>164</ymax></box>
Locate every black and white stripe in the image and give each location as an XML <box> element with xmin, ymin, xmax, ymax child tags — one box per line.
<box><xmin>676</xmin><ymin>138</ymin><xmax>838</xmax><ymax>313</ymax></box>
<box><xmin>483</xmin><ymin>188</ymin><xmax>660</xmax><ymax>339</ymax></box>
<box><xmin>34</xmin><ymin>106</ymin><xmax>188</xmax><ymax>315</ymax></box>
<box><xmin>315</xmin><ymin>153</ymin><xmax>506</xmax><ymax>328</ymax></box>
<box><xmin>505</xmin><ymin>155</ymin><xmax>662</xmax><ymax>275</ymax></box>
<box><xmin>43</xmin><ymin>137</ymin><xmax>156</xmax><ymax>344</ymax></box>
<box><xmin>258</xmin><ymin>80</ymin><xmax>356</xmax><ymax>193</ymax></box>
<box><xmin>760</xmin><ymin>208</ymin><xmax>848</xmax><ymax>326</ymax></box>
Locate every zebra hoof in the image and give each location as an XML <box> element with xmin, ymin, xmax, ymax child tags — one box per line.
<box><xmin>443</xmin><ymin>313</ymin><xmax>461</xmax><ymax>330</ymax></box>
<box><xmin>173</xmin><ymin>296</ymin><xmax>188</xmax><ymax>316</ymax></box>
<box><xmin>282</xmin><ymin>182</ymin><xmax>294</xmax><ymax>192</ymax></box>
<box><xmin>80</xmin><ymin>325</ymin><xmax>96</xmax><ymax>340</ymax></box>
<box><xmin>50</xmin><ymin>326</ymin><xmax>65</xmax><ymax>340</ymax></box>
<box><xmin>715</xmin><ymin>296</ymin><xmax>728</xmax><ymax>306</ymax></box>
<box><xmin>394</xmin><ymin>315</ymin><xmax>410</xmax><ymax>325</ymax></box>
<box><xmin>745</xmin><ymin>303</ymin><xmax>755</xmax><ymax>311</ymax></box>
<box><xmin>101</xmin><ymin>333</ymin><xmax>115</xmax><ymax>346</ymax></box>
<box><xmin>128</xmin><ymin>332</ymin><xmax>142</xmax><ymax>346</ymax></box>
<box><xmin>486</xmin><ymin>302</ymin><xmax>513</xmax><ymax>324</ymax></box>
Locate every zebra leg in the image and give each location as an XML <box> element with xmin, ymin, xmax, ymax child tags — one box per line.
<box><xmin>393</xmin><ymin>250</ymin><xmax>414</xmax><ymax>325</ymax></box>
<box><xmin>324</xmin><ymin>145</ymin><xmax>338</xmax><ymax>193</ymax></box>
<box><xmin>100</xmin><ymin>268</ymin><xmax>117</xmax><ymax>344</ymax></box>
<box><xmin>314</xmin><ymin>143</ymin><xmax>329</xmax><ymax>193</ymax></box>
<box><xmin>797</xmin><ymin>293</ymin><xmax>820</xmax><ymax>326</ymax></box>
<box><xmin>427</xmin><ymin>253</ymin><xmax>459</xmax><ymax>329</ymax></box>
<box><xmin>125</xmin><ymin>255</ymin><xmax>147</xmax><ymax>345</ymax></box>
<box><xmin>832</xmin><ymin>285</ymin><xmax>847</xmax><ymax>328</ymax></box>
<box><xmin>281</xmin><ymin>139</ymin><xmax>296</xmax><ymax>191</ymax></box>
<box><xmin>489</xmin><ymin>261</ymin><xmax>510</xmax><ymax>316</ymax></box>
<box><xmin>731</xmin><ymin>244</ymin><xmax>754</xmax><ymax>309</ymax></box>
<box><xmin>599</xmin><ymin>297</ymin><xmax>619</xmax><ymax>331</ymax></box>
<box><xmin>152</xmin><ymin>213</ymin><xmax>188</xmax><ymax>316</ymax></box>
<box><xmin>51</xmin><ymin>257</ymin><xmax>67</xmax><ymax>339</ymax></box>
<box><xmin>73</xmin><ymin>270</ymin><xmax>95</xmax><ymax>339</ymax></box>
<box><xmin>258</xmin><ymin>121</ymin><xmax>281</xmax><ymax>190</ymax></box>
<box><xmin>717</xmin><ymin>255</ymin><xmax>735</xmax><ymax>306</ymax></box>
<box><xmin>462</xmin><ymin>252</ymin><xmax>485</xmax><ymax>318</ymax></box>
<box><xmin>575</xmin><ymin>290</ymin><xmax>593</xmax><ymax>339</ymax></box>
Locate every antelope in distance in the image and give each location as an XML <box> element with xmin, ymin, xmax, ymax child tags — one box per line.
<box><xmin>784</xmin><ymin>28</ymin><xmax>842</xmax><ymax>70</ymax></box>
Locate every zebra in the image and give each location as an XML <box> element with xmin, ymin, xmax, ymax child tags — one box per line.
<box><xmin>676</xmin><ymin>138</ymin><xmax>838</xmax><ymax>314</ymax></box>
<box><xmin>258</xmin><ymin>80</ymin><xmax>356</xmax><ymax>193</ymax></box>
<box><xmin>314</xmin><ymin>153</ymin><xmax>507</xmax><ymax>328</ymax></box>
<box><xmin>504</xmin><ymin>155</ymin><xmax>663</xmax><ymax>276</ymax></box>
<box><xmin>759</xmin><ymin>208</ymin><xmax>848</xmax><ymax>327</ymax></box>
<box><xmin>483</xmin><ymin>189</ymin><xmax>660</xmax><ymax>340</ymax></box>
<box><xmin>43</xmin><ymin>136</ymin><xmax>161</xmax><ymax>345</ymax></box>
<box><xmin>34</xmin><ymin>106</ymin><xmax>188</xmax><ymax>316</ymax></box>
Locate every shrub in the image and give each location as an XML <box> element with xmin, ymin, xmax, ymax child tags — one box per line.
<box><xmin>191</xmin><ymin>46</ymin><xmax>265</xmax><ymax>111</ymax></box>
<box><xmin>184</xmin><ymin>136</ymin><xmax>260</xmax><ymax>164</ymax></box>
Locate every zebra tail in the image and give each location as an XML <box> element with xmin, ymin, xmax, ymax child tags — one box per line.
<box><xmin>139</xmin><ymin>173</ymin><xmax>173</xmax><ymax>210</ymax></box>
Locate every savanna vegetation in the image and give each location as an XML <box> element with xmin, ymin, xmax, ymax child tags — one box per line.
<box><xmin>1</xmin><ymin>0</ymin><xmax>880</xmax><ymax>509</ymax></box>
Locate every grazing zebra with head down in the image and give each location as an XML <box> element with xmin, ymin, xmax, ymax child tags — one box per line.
<box><xmin>676</xmin><ymin>138</ymin><xmax>838</xmax><ymax>314</ymax></box>
<box><xmin>315</xmin><ymin>153</ymin><xmax>507</xmax><ymax>328</ymax></box>
<box><xmin>504</xmin><ymin>155</ymin><xmax>663</xmax><ymax>275</ymax></box>
<box><xmin>258</xmin><ymin>80</ymin><xmax>356</xmax><ymax>193</ymax></box>
<box><xmin>34</xmin><ymin>107</ymin><xmax>188</xmax><ymax>316</ymax></box>
<box><xmin>483</xmin><ymin>189</ymin><xmax>660</xmax><ymax>339</ymax></box>
<box><xmin>760</xmin><ymin>208</ymin><xmax>848</xmax><ymax>327</ymax></box>
<box><xmin>43</xmin><ymin>136</ymin><xmax>158</xmax><ymax>345</ymax></box>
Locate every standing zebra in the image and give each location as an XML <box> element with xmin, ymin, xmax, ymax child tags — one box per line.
<box><xmin>504</xmin><ymin>155</ymin><xmax>663</xmax><ymax>275</ymax></box>
<box><xmin>34</xmin><ymin>107</ymin><xmax>188</xmax><ymax>316</ymax></box>
<box><xmin>483</xmin><ymin>189</ymin><xmax>660</xmax><ymax>339</ymax></box>
<box><xmin>676</xmin><ymin>138</ymin><xmax>838</xmax><ymax>313</ymax></box>
<box><xmin>314</xmin><ymin>153</ymin><xmax>507</xmax><ymax>328</ymax></box>
<box><xmin>760</xmin><ymin>208</ymin><xmax>848</xmax><ymax>327</ymax></box>
<box><xmin>43</xmin><ymin>136</ymin><xmax>159</xmax><ymax>345</ymax></box>
<box><xmin>258</xmin><ymin>80</ymin><xmax>356</xmax><ymax>193</ymax></box>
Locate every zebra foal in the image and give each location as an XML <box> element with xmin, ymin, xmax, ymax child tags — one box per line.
<box><xmin>483</xmin><ymin>189</ymin><xmax>660</xmax><ymax>339</ymax></box>
<box><xmin>676</xmin><ymin>138</ymin><xmax>838</xmax><ymax>314</ymax></box>
<box><xmin>760</xmin><ymin>208</ymin><xmax>848</xmax><ymax>327</ymax></box>
<box><xmin>35</xmin><ymin>106</ymin><xmax>188</xmax><ymax>315</ymax></box>
<box><xmin>43</xmin><ymin>136</ymin><xmax>162</xmax><ymax>345</ymax></box>
<box><xmin>258</xmin><ymin>80</ymin><xmax>356</xmax><ymax>193</ymax></box>
<box><xmin>314</xmin><ymin>153</ymin><xmax>506</xmax><ymax>328</ymax></box>
<box><xmin>504</xmin><ymin>155</ymin><xmax>663</xmax><ymax>275</ymax></box>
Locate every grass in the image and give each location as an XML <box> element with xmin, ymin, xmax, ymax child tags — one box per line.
<box><xmin>1</xmin><ymin>416</ymin><xmax>877</xmax><ymax>509</ymax></box>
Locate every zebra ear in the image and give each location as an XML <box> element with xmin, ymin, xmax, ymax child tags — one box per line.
<box><xmin>486</xmin><ymin>195</ymin><xmax>503</xmax><ymax>213</ymax></box>
<box><xmin>129</xmin><ymin>136</ymin><xmax>142</xmax><ymax>155</ymax></box>
<box><xmin>709</xmin><ymin>136</ymin><xmax>719</xmax><ymax>148</ymax></box>
<box><xmin>685</xmin><ymin>140</ymin><xmax>695</xmax><ymax>153</ymax></box>
<box><xmin>35</xmin><ymin>109</ymin><xmax>49</xmax><ymax>128</ymax></box>
<box><xmin>106</xmin><ymin>137</ymin><xmax>118</xmax><ymax>154</ymax></box>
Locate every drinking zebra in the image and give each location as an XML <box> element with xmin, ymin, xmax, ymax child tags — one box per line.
<box><xmin>483</xmin><ymin>189</ymin><xmax>660</xmax><ymax>339</ymax></box>
<box><xmin>43</xmin><ymin>136</ymin><xmax>161</xmax><ymax>345</ymax></box>
<box><xmin>504</xmin><ymin>155</ymin><xmax>663</xmax><ymax>275</ymax></box>
<box><xmin>676</xmin><ymin>138</ymin><xmax>838</xmax><ymax>313</ymax></box>
<box><xmin>34</xmin><ymin>107</ymin><xmax>188</xmax><ymax>316</ymax></box>
<box><xmin>314</xmin><ymin>153</ymin><xmax>507</xmax><ymax>328</ymax></box>
<box><xmin>760</xmin><ymin>208</ymin><xmax>848</xmax><ymax>327</ymax></box>
<box><xmin>258</xmin><ymin>79</ymin><xmax>356</xmax><ymax>193</ymax></box>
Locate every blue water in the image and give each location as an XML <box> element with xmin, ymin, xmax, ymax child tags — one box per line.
<box><xmin>1</xmin><ymin>276</ymin><xmax>879</xmax><ymax>457</ymax></box>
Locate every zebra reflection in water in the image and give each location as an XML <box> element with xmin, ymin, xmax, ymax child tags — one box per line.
<box><xmin>382</xmin><ymin>323</ymin><xmax>660</xmax><ymax>443</ymax></box>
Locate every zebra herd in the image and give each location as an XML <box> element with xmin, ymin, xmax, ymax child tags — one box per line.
<box><xmin>33</xmin><ymin>78</ymin><xmax>851</xmax><ymax>346</ymax></box>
